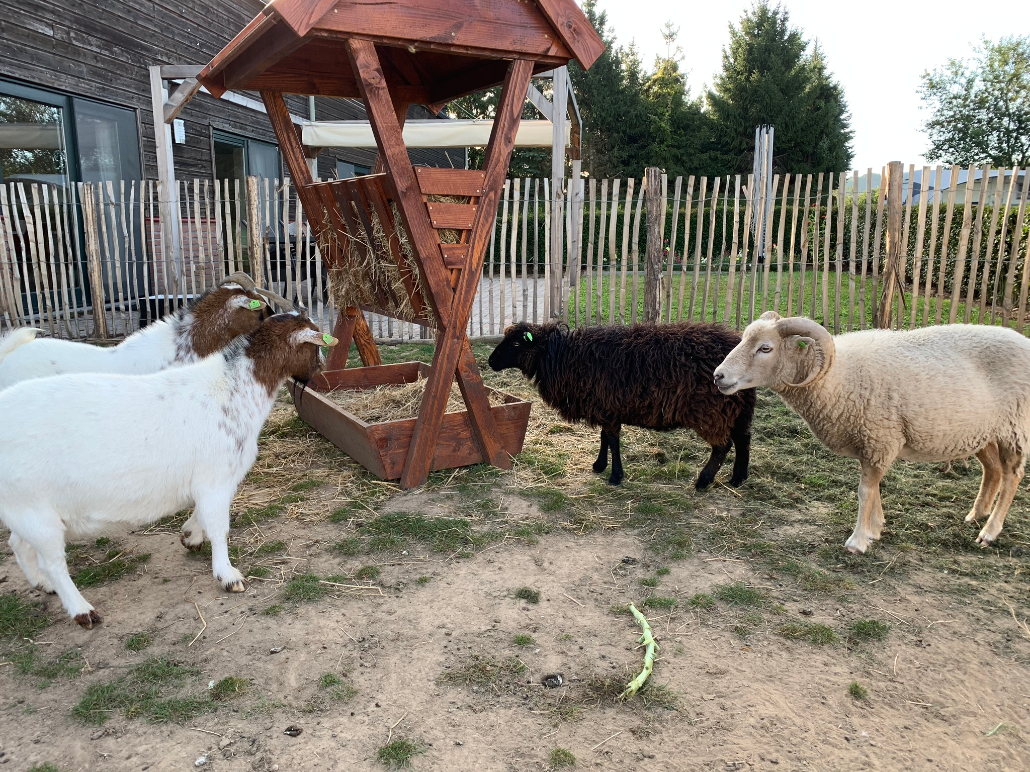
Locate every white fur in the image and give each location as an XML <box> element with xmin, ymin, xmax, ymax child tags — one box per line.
<box><xmin>0</xmin><ymin>294</ymin><xmax>260</xmax><ymax>392</ymax></box>
<box><xmin>0</xmin><ymin>339</ymin><xmax>279</xmax><ymax>625</ymax></box>
<box><xmin>0</xmin><ymin>327</ymin><xmax>40</xmax><ymax>363</ymax></box>
<box><xmin>715</xmin><ymin>316</ymin><xmax>1030</xmax><ymax>553</ymax></box>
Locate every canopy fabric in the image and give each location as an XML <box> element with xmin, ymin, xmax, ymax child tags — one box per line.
<box><xmin>302</xmin><ymin>119</ymin><xmax>566</xmax><ymax>149</ymax></box>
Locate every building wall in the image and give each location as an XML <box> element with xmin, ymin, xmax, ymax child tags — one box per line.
<box><xmin>0</xmin><ymin>0</ymin><xmax>456</xmax><ymax>180</ymax></box>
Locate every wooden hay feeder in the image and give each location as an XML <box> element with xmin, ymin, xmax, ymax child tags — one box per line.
<box><xmin>198</xmin><ymin>0</ymin><xmax>603</xmax><ymax>487</ymax></box>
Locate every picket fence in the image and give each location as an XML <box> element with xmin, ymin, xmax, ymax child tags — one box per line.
<box><xmin>2</xmin><ymin>163</ymin><xmax>1028</xmax><ymax>344</ymax></box>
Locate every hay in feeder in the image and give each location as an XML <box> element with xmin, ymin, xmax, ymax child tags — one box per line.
<box><xmin>323</xmin><ymin>194</ymin><xmax>469</xmax><ymax>327</ymax></box>
<box><xmin>326</xmin><ymin>375</ymin><xmax>505</xmax><ymax>425</ymax></box>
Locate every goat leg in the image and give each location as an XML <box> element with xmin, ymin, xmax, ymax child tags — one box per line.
<box><xmin>592</xmin><ymin>430</ymin><xmax>610</xmax><ymax>474</ymax></box>
<box><xmin>728</xmin><ymin>419</ymin><xmax>752</xmax><ymax>487</ymax></box>
<box><xmin>193</xmin><ymin>491</ymin><xmax>246</xmax><ymax>592</ymax></box>
<box><xmin>607</xmin><ymin>426</ymin><xmax>624</xmax><ymax>486</ymax></box>
<box><xmin>845</xmin><ymin>461</ymin><xmax>887</xmax><ymax>554</ymax></box>
<box><xmin>695</xmin><ymin>440</ymin><xmax>732</xmax><ymax>490</ymax></box>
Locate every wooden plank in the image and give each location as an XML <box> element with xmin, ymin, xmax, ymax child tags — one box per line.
<box><xmin>922</xmin><ymin>166</ymin><xmax>942</xmax><ymax>326</ymax></box>
<box><xmin>794</xmin><ymin>174</ymin><xmax>812</xmax><ymax>316</ymax></box>
<box><xmin>533</xmin><ymin>0</ymin><xmax>607</xmax><ymax>68</ymax></box>
<box><xmin>950</xmin><ymin>165</ymin><xmax>978</xmax><ymax>324</ymax></box>
<box><xmin>700</xmin><ymin>177</ymin><xmax>721</xmax><ymax>322</ymax></box>
<box><xmin>606</xmin><ymin>179</ymin><xmax>619</xmax><ymax>323</ymax></box>
<box><xmin>314</xmin><ymin>362</ymin><xmax>423</xmax><ymax>392</ymax></box>
<box><xmin>878</xmin><ymin>164</ymin><xmax>903</xmax><ymax>328</ymax></box>
<box><xmin>208</xmin><ymin>17</ymin><xmax>305</xmax><ymax>94</ymax></box>
<box><xmin>1004</xmin><ymin>167</ymin><xmax>1029</xmax><ymax>326</ymax></box>
<box><xmin>688</xmin><ymin>176</ymin><xmax>707</xmax><ymax>320</ymax></box>
<box><xmin>858</xmin><ymin>170</ymin><xmax>872</xmax><ymax>329</ymax></box>
<box><xmin>909</xmin><ymin>166</ymin><xmax>931</xmax><ymax>328</ymax></box>
<box><xmin>399</xmin><ymin>56</ymin><xmax>533</xmax><ymax>488</ymax></box>
<box><xmin>664</xmin><ymin>176</ymin><xmax>683</xmax><ymax>323</ymax></box>
<box><xmin>426</xmin><ymin>202</ymin><xmax>478</xmax><ymax>230</ymax></box>
<box><xmin>415</xmin><ymin>167</ymin><xmax>486</xmax><ymax>197</ymax></box>
<box><xmin>629</xmin><ymin>175</ymin><xmax>644</xmax><ymax>324</ymax></box>
<box><xmin>735</xmin><ymin>177</ymin><xmax>754</xmax><ymax>328</ymax></box>
<box><xmin>785</xmin><ymin>174</ymin><xmax>802</xmax><ymax>317</ymax></box>
<box><xmin>821</xmin><ymin>175</ymin><xmax>833</xmax><ymax>329</ymax></box>
<box><xmin>773</xmin><ymin>174</ymin><xmax>788</xmax><ymax>317</ymax></box>
<box><xmin>870</xmin><ymin>169</ymin><xmax>887</xmax><ymax>325</ymax></box>
<box><xmin>761</xmin><ymin>174</ymin><xmax>780</xmax><ymax>316</ymax></box>
<box><xmin>160</xmin><ymin>65</ymin><xmax>204</xmax><ymax>80</ymax></box>
<box><xmin>978</xmin><ymin>167</ymin><xmax>1005</xmax><ymax>321</ymax></box>
<box><xmin>323</xmin><ymin>309</ymin><xmax>358</xmax><ymax>371</ymax></box>
<box><xmin>0</xmin><ymin>186</ymin><xmax>26</xmax><ymax>329</ymax></box>
<box><xmin>80</xmin><ymin>183</ymin><xmax>107</xmax><ymax>339</ymax></box>
<box><xmin>288</xmin><ymin>381</ymin><xmax>387</xmax><ymax>478</ymax></box>
<box><xmin>994</xmin><ymin>167</ymin><xmax>1023</xmax><ymax>324</ymax></box>
<box><xmin>936</xmin><ymin>166</ymin><xmax>959</xmax><ymax>325</ymax></box>
<box><xmin>522</xmin><ymin>178</ymin><xmax>531</xmax><ymax>323</ymax></box>
<box><xmin>534</xmin><ymin>177</ymin><xmax>542</xmax><ymax>323</ymax></box>
<box><xmin>677</xmin><ymin>177</ymin><xmax>695</xmax><ymax>321</ymax></box>
<box><xmin>985</xmin><ymin>168</ymin><xmax>1013</xmax><ymax>322</ymax></box>
<box><xmin>642</xmin><ymin>167</ymin><xmax>663</xmax><ymax>322</ymax></box>
<box><xmin>963</xmin><ymin>165</ymin><xmax>991</xmax><ymax>322</ymax></box>
<box><xmin>831</xmin><ymin>173</ymin><xmax>844</xmax><ymax>332</ymax></box>
<box><xmin>38</xmin><ymin>185</ymin><xmax>71</xmax><ymax>337</ymax></box>
<box><xmin>711</xmin><ymin>177</ymin><xmax>729</xmax><ymax>323</ymax></box>
<box><xmin>343</xmin><ymin>44</ymin><xmax>455</xmax><ymax>324</ymax></box>
<box><xmin>268</xmin><ymin>0</ymin><xmax>338</xmax><ymax>37</ymax></box>
<box><xmin>617</xmin><ymin>178</ymin><xmax>634</xmax><ymax>324</ymax></box>
<box><xmin>723</xmin><ymin>175</ymin><xmax>741</xmax><ymax>324</ymax></box>
<box><xmin>498</xmin><ymin>179</ymin><xmax>510</xmax><ymax>329</ymax></box>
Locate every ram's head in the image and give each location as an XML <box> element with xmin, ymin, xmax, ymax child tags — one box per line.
<box><xmin>714</xmin><ymin>312</ymin><xmax>835</xmax><ymax>394</ymax></box>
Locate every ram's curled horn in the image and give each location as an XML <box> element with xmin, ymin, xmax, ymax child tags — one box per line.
<box><xmin>219</xmin><ymin>272</ymin><xmax>300</xmax><ymax>314</ymax></box>
<box><xmin>775</xmin><ymin>316</ymin><xmax>835</xmax><ymax>388</ymax></box>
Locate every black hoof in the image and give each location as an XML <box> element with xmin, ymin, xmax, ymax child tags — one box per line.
<box><xmin>74</xmin><ymin>610</ymin><xmax>102</xmax><ymax>629</ymax></box>
<box><xmin>607</xmin><ymin>474</ymin><xmax>623</xmax><ymax>486</ymax></box>
<box><xmin>694</xmin><ymin>474</ymin><xmax>715</xmax><ymax>491</ymax></box>
<box><xmin>592</xmin><ymin>460</ymin><xmax>608</xmax><ymax>474</ymax></box>
<box><xmin>728</xmin><ymin>473</ymin><xmax>748</xmax><ymax>487</ymax></box>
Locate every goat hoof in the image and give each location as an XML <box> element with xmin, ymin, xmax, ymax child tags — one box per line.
<box><xmin>74</xmin><ymin>610</ymin><xmax>102</xmax><ymax>629</ymax></box>
<box><xmin>964</xmin><ymin>511</ymin><xmax>980</xmax><ymax>523</ymax></box>
<box><xmin>180</xmin><ymin>531</ymin><xmax>204</xmax><ymax>552</ymax></box>
<box><xmin>728</xmin><ymin>474</ymin><xmax>748</xmax><ymax>487</ymax></box>
<box><xmin>976</xmin><ymin>531</ymin><xmax>997</xmax><ymax>547</ymax></box>
<box><xmin>592</xmin><ymin>461</ymin><xmax>608</xmax><ymax>474</ymax></box>
<box><xmin>223</xmin><ymin>579</ymin><xmax>246</xmax><ymax>593</ymax></box>
<box><xmin>694</xmin><ymin>475</ymin><xmax>714</xmax><ymax>491</ymax></box>
<box><xmin>607</xmin><ymin>474</ymin><xmax>623</xmax><ymax>486</ymax></box>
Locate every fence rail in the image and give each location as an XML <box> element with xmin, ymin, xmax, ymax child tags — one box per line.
<box><xmin>2</xmin><ymin>164</ymin><xmax>1028</xmax><ymax>344</ymax></box>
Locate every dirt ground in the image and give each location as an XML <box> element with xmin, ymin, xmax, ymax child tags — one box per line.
<box><xmin>2</xmin><ymin>345</ymin><xmax>1030</xmax><ymax>772</ymax></box>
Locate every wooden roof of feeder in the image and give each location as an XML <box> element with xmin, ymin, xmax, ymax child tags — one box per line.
<box><xmin>198</xmin><ymin>0</ymin><xmax>604</xmax><ymax>107</ymax></box>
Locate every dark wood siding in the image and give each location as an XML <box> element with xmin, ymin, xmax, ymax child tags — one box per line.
<box><xmin>0</xmin><ymin>0</ymin><xmax>457</xmax><ymax>180</ymax></box>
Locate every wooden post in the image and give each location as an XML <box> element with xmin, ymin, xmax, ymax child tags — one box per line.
<box><xmin>149</xmin><ymin>66</ymin><xmax>182</xmax><ymax>290</ymax></box>
<box><xmin>642</xmin><ymin>167</ymin><xmax>663</xmax><ymax>323</ymax></box>
<box><xmin>877</xmin><ymin>161</ymin><xmax>904</xmax><ymax>329</ymax></box>
<box><xmin>80</xmin><ymin>183</ymin><xmax>108</xmax><ymax>340</ymax></box>
<box><xmin>549</xmin><ymin>67</ymin><xmax>568</xmax><ymax>318</ymax></box>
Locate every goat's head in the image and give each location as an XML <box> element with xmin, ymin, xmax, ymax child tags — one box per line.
<box><xmin>488</xmin><ymin>323</ymin><xmax>545</xmax><ymax>374</ymax></box>
<box><xmin>713</xmin><ymin>312</ymin><xmax>835</xmax><ymax>394</ymax></box>
<box><xmin>246</xmin><ymin>313</ymin><xmax>338</xmax><ymax>396</ymax></box>
<box><xmin>189</xmin><ymin>284</ymin><xmax>268</xmax><ymax>356</ymax></box>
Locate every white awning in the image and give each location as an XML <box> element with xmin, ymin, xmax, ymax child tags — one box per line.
<box><xmin>302</xmin><ymin>119</ymin><xmax>565</xmax><ymax>149</ymax></box>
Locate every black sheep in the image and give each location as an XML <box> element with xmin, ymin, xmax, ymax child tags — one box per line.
<box><xmin>488</xmin><ymin>321</ymin><xmax>756</xmax><ymax>489</ymax></box>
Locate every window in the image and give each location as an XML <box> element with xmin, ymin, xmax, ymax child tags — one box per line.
<box><xmin>212</xmin><ymin>130</ymin><xmax>280</xmax><ymax>181</ymax></box>
<box><xmin>336</xmin><ymin>160</ymin><xmax>370</xmax><ymax>179</ymax></box>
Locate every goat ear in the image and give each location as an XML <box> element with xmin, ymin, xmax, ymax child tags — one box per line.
<box><xmin>784</xmin><ymin>334</ymin><xmax>815</xmax><ymax>350</ymax></box>
<box><xmin>230</xmin><ymin>294</ymin><xmax>265</xmax><ymax>311</ymax></box>
<box><xmin>292</xmin><ymin>328</ymin><xmax>337</xmax><ymax>347</ymax></box>
<box><xmin>759</xmin><ymin>310</ymin><xmax>781</xmax><ymax>322</ymax></box>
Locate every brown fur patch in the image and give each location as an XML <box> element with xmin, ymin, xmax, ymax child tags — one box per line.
<box><xmin>188</xmin><ymin>287</ymin><xmax>266</xmax><ymax>357</ymax></box>
<box><xmin>246</xmin><ymin>315</ymin><xmax>326</xmax><ymax>397</ymax></box>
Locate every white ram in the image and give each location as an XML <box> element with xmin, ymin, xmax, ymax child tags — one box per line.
<box><xmin>713</xmin><ymin>312</ymin><xmax>1030</xmax><ymax>553</ymax></box>
<box><xmin>0</xmin><ymin>313</ymin><xmax>338</xmax><ymax>627</ymax></box>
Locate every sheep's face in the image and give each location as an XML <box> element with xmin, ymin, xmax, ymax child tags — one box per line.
<box><xmin>488</xmin><ymin>323</ymin><xmax>543</xmax><ymax>374</ymax></box>
<box><xmin>248</xmin><ymin>314</ymin><xmax>337</xmax><ymax>395</ymax></box>
<box><xmin>190</xmin><ymin>284</ymin><xmax>268</xmax><ymax>357</ymax></box>
<box><xmin>714</xmin><ymin>312</ymin><xmax>821</xmax><ymax>394</ymax></box>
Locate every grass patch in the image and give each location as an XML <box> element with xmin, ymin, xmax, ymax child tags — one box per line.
<box><xmin>281</xmin><ymin>574</ymin><xmax>328</xmax><ymax>603</ymax></box>
<box><xmin>847</xmin><ymin>619</ymin><xmax>891</xmax><ymax>644</ymax></box>
<box><xmin>548</xmin><ymin>747</ymin><xmax>577</xmax><ymax>769</ymax></box>
<box><xmin>441</xmin><ymin>654</ymin><xmax>527</xmax><ymax>688</ymax></box>
<box><xmin>531</xmin><ymin>486</ymin><xmax>573</xmax><ymax>513</ymax></box>
<box><xmin>0</xmin><ymin>593</ymin><xmax>50</xmax><ymax>640</ymax></box>
<box><xmin>849</xmin><ymin>681</ymin><xmax>869</xmax><ymax>700</ymax></box>
<box><xmin>376</xmin><ymin>738</ymin><xmax>425</xmax><ymax>768</ymax></box>
<box><xmin>28</xmin><ymin>765</ymin><xmax>64</xmax><ymax>772</ymax></box>
<box><xmin>416</xmin><ymin>576</ymin><xmax>432</xmax><ymax>585</ymax></box>
<box><xmin>688</xmin><ymin>593</ymin><xmax>716</xmax><ymax>611</ymax></box>
<box><xmin>248</xmin><ymin>566</ymin><xmax>271</xmax><ymax>579</ymax></box>
<box><xmin>656</xmin><ymin>567</ymin><xmax>671</xmax><ymax>576</ymax></box>
<box><xmin>639</xmin><ymin>577</ymin><xmax>660</xmax><ymax>588</ymax></box>
<box><xmin>210</xmin><ymin>676</ymin><xmax>248</xmax><ymax>701</ymax></box>
<box><xmin>776</xmin><ymin>622</ymin><xmax>837</xmax><ymax>645</ymax></box>
<box><xmin>354</xmin><ymin>565</ymin><xmax>381</xmax><ymax>581</ymax></box>
<box><xmin>72</xmin><ymin>658</ymin><xmax>212</xmax><ymax>725</ymax></box>
<box><xmin>332</xmin><ymin>538</ymin><xmax>362</xmax><ymax>556</ymax></box>
<box><xmin>290</xmin><ymin>479</ymin><xmax>323</xmax><ymax>492</ymax></box>
<box><xmin>66</xmin><ymin>543</ymin><xmax>150</xmax><ymax>588</ymax></box>
<box><xmin>9</xmin><ymin>646</ymin><xmax>85</xmax><ymax>688</ymax></box>
<box><xmin>318</xmin><ymin>672</ymin><xmax>357</xmax><ymax>702</ymax></box>
<box><xmin>713</xmin><ymin>582</ymin><xmax>764</xmax><ymax>607</ymax></box>
<box><xmin>514</xmin><ymin>587</ymin><xmax>541</xmax><ymax>604</ymax></box>
<box><xmin>125</xmin><ymin>632</ymin><xmax>153</xmax><ymax>652</ymax></box>
<box><xmin>513</xmin><ymin>634</ymin><xmax>536</xmax><ymax>647</ymax></box>
<box><xmin>262</xmin><ymin>604</ymin><xmax>283</xmax><ymax>617</ymax></box>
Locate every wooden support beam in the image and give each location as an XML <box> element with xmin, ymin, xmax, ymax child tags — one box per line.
<box><xmin>525</xmin><ymin>82</ymin><xmax>553</xmax><ymax>121</ymax></box>
<box><xmin>400</xmin><ymin>57</ymin><xmax>534</xmax><ymax>488</ymax></box>
<box><xmin>347</xmin><ymin>39</ymin><xmax>455</xmax><ymax>326</ymax></box>
<box><xmin>160</xmin><ymin>65</ymin><xmax>204</xmax><ymax>80</ymax></box>
<box><xmin>164</xmin><ymin>78</ymin><xmax>202</xmax><ymax>123</ymax></box>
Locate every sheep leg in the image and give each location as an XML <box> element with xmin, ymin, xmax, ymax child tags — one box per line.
<box><xmin>179</xmin><ymin>512</ymin><xmax>207</xmax><ymax>552</ymax></box>
<box><xmin>845</xmin><ymin>461</ymin><xmax>887</xmax><ymax>554</ymax></box>
<box><xmin>965</xmin><ymin>443</ymin><xmax>1002</xmax><ymax>524</ymax></box>
<box><xmin>607</xmin><ymin>426</ymin><xmax>624</xmax><ymax>485</ymax></box>
<box><xmin>14</xmin><ymin>516</ymin><xmax>100</xmax><ymax>627</ymax></box>
<box><xmin>977</xmin><ymin>449</ymin><xmax>1025</xmax><ymax>546</ymax></box>
<box><xmin>728</xmin><ymin>421</ymin><xmax>752</xmax><ymax>487</ymax></box>
<box><xmin>192</xmin><ymin>491</ymin><xmax>246</xmax><ymax>592</ymax></box>
<box><xmin>695</xmin><ymin>441</ymin><xmax>731</xmax><ymax>491</ymax></box>
<box><xmin>592</xmin><ymin>430</ymin><xmax>610</xmax><ymax>474</ymax></box>
<box><xmin>9</xmin><ymin>533</ymin><xmax>54</xmax><ymax>594</ymax></box>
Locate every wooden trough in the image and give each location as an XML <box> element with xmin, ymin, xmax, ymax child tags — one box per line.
<box><xmin>198</xmin><ymin>0</ymin><xmax>603</xmax><ymax>487</ymax></box>
<box><xmin>289</xmin><ymin>364</ymin><xmax>531</xmax><ymax>480</ymax></box>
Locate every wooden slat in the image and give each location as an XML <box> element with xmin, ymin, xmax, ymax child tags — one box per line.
<box><xmin>676</xmin><ymin>177</ymin><xmax>695</xmax><ymax>321</ymax></box>
<box><xmin>963</xmin><ymin>165</ymin><xmax>990</xmax><ymax>322</ymax></box>
<box><xmin>498</xmin><ymin>179</ymin><xmax>509</xmax><ymax>329</ymax></box>
<box><xmin>629</xmin><ymin>177</ymin><xmax>644</xmax><ymax>324</ymax></box>
<box><xmin>832</xmin><ymin>173</ymin><xmax>845</xmax><ymax>332</ymax></box>
<box><xmin>688</xmin><ymin>176</ymin><xmax>707</xmax><ymax>320</ymax></box>
<box><xmin>736</xmin><ymin>176</ymin><xmax>754</xmax><ymax>328</ymax></box>
<box><xmin>268</xmin><ymin>0</ymin><xmax>339</xmax><ymax>37</ymax></box>
<box><xmin>761</xmin><ymin>174</ymin><xmax>780</xmax><ymax>316</ymax></box>
<box><xmin>921</xmin><ymin>167</ymin><xmax>941</xmax><ymax>326</ymax></box>
<box><xmin>785</xmin><ymin>174</ymin><xmax>802</xmax><ymax>317</ymax></box>
<box><xmin>1003</xmin><ymin>168</ymin><xmax>1029</xmax><ymax>326</ymax></box>
<box><xmin>723</xmin><ymin>175</ymin><xmax>741</xmax><ymax>324</ymax></box>
<box><xmin>415</xmin><ymin>168</ymin><xmax>486</xmax><ymax>197</ymax></box>
<box><xmin>398</xmin><ymin>55</ymin><xmax>533</xmax><ymax>488</ymax></box>
<box><xmin>978</xmin><ymin>168</ymin><xmax>1005</xmax><ymax>321</ymax></box>
<box><xmin>663</xmin><ymin>176</ymin><xmax>682</xmax><ymax>322</ymax></box>
<box><xmin>773</xmin><ymin>175</ymin><xmax>788</xmax><ymax>317</ymax></box>
<box><xmin>534</xmin><ymin>0</ymin><xmax>606</xmax><ymax>68</ymax></box>
<box><xmin>795</xmin><ymin>174</ymin><xmax>813</xmax><ymax>316</ymax></box>
<box><xmin>987</xmin><ymin>168</ymin><xmax>1016</xmax><ymax>323</ymax></box>
<box><xmin>699</xmin><ymin>177</ymin><xmax>720</xmax><ymax>322</ymax></box>
<box><xmin>617</xmin><ymin>178</ymin><xmax>633</xmax><ymax>324</ymax></box>
<box><xmin>820</xmin><ymin>175</ymin><xmax>833</xmax><ymax>329</ymax></box>
<box><xmin>606</xmin><ymin>179</ymin><xmax>618</xmax><ymax>323</ymax></box>
<box><xmin>710</xmin><ymin>177</ymin><xmax>730</xmax><ymax>322</ymax></box>
<box><xmin>858</xmin><ymin>170</ymin><xmax>872</xmax><ymax>329</ymax></box>
<box><xmin>936</xmin><ymin>167</ymin><xmax>959</xmax><ymax>325</ymax></box>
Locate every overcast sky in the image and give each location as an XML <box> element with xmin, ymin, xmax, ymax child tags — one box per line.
<box><xmin>594</xmin><ymin>0</ymin><xmax>1030</xmax><ymax>171</ymax></box>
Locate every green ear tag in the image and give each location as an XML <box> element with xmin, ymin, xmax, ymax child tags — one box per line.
<box><xmin>525</xmin><ymin>332</ymin><xmax>533</xmax><ymax>342</ymax></box>
<box><xmin>322</xmin><ymin>333</ymin><xmax>333</xmax><ymax>345</ymax></box>
<box><xmin>249</xmin><ymin>299</ymin><xmax>262</xmax><ymax>310</ymax></box>
<box><xmin>798</xmin><ymin>340</ymin><xmax>808</xmax><ymax>349</ymax></box>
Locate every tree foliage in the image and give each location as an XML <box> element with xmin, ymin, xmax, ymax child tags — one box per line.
<box><xmin>707</xmin><ymin>2</ymin><xmax>853</xmax><ymax>174</ymax></box>
<box><xmin>919</xmin><ymin>36</ymin><xmax>1030</xmax><ymax>167</ymax></box>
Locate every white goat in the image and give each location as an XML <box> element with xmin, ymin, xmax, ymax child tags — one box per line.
<box><xmin>0</xmin><ymin>282</ymin><xmax>267</xmax><ymax>391</ymax></box>
<box><xmin>0</xmin><ymin>313</ymin><xmax>338</xmax><ymax>628</ymax></box>
<box><xmin>713</xmin><ymin>312</ymin><xmax>1030</xmax><ymax>554</ymax></box>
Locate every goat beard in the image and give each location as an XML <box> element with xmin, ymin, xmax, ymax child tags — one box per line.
<box><xmin>294</xmin><ymin>377</ymin><xmax>311</xmax><ymax>407</ymax></box>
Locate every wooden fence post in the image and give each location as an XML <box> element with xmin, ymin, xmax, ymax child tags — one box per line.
<box><xmin>877</xmin><ymin>161</ymin><xmax>904</xmax><ymax>328</ymax></box>
<box><xmin>643</xmin><ymin>167</ymin><xmax>663</xmax><ymax>323</ymax></box>
<box><xmin>80</xmin><ymin>182</ymin><xmax>108</xmax><ymax>340</ymax></box>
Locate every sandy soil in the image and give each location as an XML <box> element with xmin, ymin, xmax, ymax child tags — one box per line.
<box><xmin>2</xmin><ymin>492</ymin><xmax>1029</xmax><ymax>772</ymax></box>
